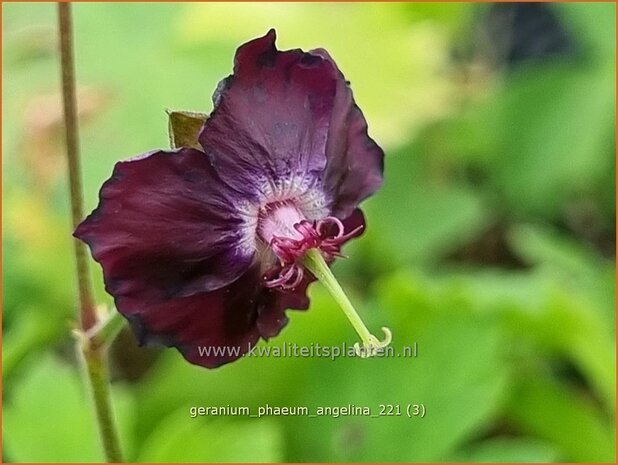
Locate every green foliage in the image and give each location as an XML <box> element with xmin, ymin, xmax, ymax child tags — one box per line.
<box><xmin>453</xmin><ymin>437</ymin><xmax>559</xmax><ymax>463</ymax></box>
<box><xmin>279</xmin><ymin>288</ymin><xmax>510</xmax><ymax>462</ymax></box>
<box><xmin>506</xmin><ymin>377</ymin><xmax>614</xmax><ymax>462</ymax></box>
<box><xmin>2</xmin><ymin>2</ymin><xmax>615</xmax><ymax>463</ymax></box>
<box><xmin>137</xmin><ymin>412</ymin><xmax>283</xmax><ymax>462</ymax></box>
<box><xmin>362</xmin><ymin>146</ymin><xmax>490</xmax><ymax>267</ymax></box>
<box><xmin>2</xmin><ymin>355</ymin><xmax>135</xmax><ymax>462</ymax></box>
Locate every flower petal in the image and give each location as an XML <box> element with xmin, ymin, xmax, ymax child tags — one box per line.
<box><xmin>119</xmin><ymin>264</ymin><xmax>309</xmax><ymax>368</ymax></box>
<box><xmin>199</xmin><ymin>30</ymin><xmax>383</xmax><ymax>219</ymax></box>
<box><xmin>198</xmin><ymin>29</ymin><xmax>338</xmax><ymax>202</ymax></box>
<box><xmin>75</xmin><ymin>148</ymin><xmax>255</xmax><ymax>302</ymax></box>
<box><xmin>310</xmin><ymin>48</ymin><xmax>384</xmax><ymax>218</ymax></box>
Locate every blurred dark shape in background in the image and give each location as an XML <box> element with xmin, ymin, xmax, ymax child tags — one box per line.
<box><xmin>482</xmin><ymin>2</ymin><xmax>579</xmax><ymax>68</ymax></box>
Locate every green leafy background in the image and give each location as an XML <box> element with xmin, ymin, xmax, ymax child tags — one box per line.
<box><xmin>2</xmin><ymin>2</ymin><xmax>615</xmax><ymax>463</ymax></box>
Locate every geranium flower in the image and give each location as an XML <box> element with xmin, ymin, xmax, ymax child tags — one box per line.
<box><xmin>75</xmin><ymin>30</ymin><xmax>386</xmax><ymax>368</ymax></box>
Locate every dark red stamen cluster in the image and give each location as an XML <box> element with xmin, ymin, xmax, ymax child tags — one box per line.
<box><xmin>264</xmin><ymin>217</ymin><xmax>363</xmax><ymax>290</ymax></box>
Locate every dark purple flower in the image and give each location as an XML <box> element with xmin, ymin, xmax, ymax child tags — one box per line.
<box><xmin>75</xmin><ymin>29</ymin><xmax>384</xmax><ymax>368</ymax></box>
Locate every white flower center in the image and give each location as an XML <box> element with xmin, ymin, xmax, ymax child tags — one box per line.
<box><xmin>234</xmin><ymin>175</ymin><xmax>330</xmax><ymax>257</ymax></box>
<box><xmin>257</xmin><ymin>201</ymin><xmax>305</xmax><ymax>244</ymax></box>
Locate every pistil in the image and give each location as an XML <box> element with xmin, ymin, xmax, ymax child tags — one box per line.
<box><xmin>302</xmin><ymin>248</ymin><xmax>392</xmax><ymax>357</ymax></box>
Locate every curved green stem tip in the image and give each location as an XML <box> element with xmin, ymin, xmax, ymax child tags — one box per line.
<box><xmin>302</xmin><ymin>248</ymin><xmax>392</xmax><ymax>357</ymax></box>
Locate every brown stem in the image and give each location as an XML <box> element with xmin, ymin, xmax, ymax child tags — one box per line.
<box><xmin>58</xmin><ymin>3</ymin><xmax>124</xmax><ymax>461</ymax></box>
<box><xmin>58</xmin><ymin>1</ymin><xmax>96</xmax><ymax>331</ymax></box>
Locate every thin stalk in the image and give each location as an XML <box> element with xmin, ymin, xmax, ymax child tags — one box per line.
<box><xmin>58</xmin><ymin>3</ymin><xmax>124</xmax><ymax>462</ymax></box>
<box><xmin>58</xmin><ymin>1</ymin><xmax>96</xmax><ymax>332</ymax></box>
<box><xmin>302</xmin><ymin>249</ymin><xmax>391</xmax><ymax>357</ymax></box>
<box><xmin>81</xmin><ymin>344</ymin><xmax>124</xmax><ymax>462</ymax></box>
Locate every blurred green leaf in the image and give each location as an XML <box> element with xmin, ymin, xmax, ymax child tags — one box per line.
<box><xmin>281</xmin><ymin>274</ymin><xmax>510</xmax><ymax>462</ymax></box>
<box><xmin>510</xmin><ymin>222</ymin><xmax>616</xmax><ymax>329</ymax></box>
<box><xmin>2</xmin><ymin>193</ymin><xmax>81</xmax><ymax>380</ymax></box>
<box><xmin>486</xmin><ymin>64</ymin><xmax>614</xmax><ymax>218</ymax></box>
<box><xmin>509</xmin><ymin>224</ymin><xmax>616</xmax><ymax>409</ymax></box>
<box><xmin>2</xmin><ymin>311</ymin><xmax>61</xmax><ymax>381</ymax></box>
<box><xmin>510</xmin><ymin>224</ymin><xmax>611</xmax><ymax>279</ymax></box>
<box><xmin>2</xmin><ymin>355</ymin><xmax>135</xmax><ymax>462</ymax></box>
<box><xmin>363</xmin><ymin>147</ymin><xmax>490</xmax><ymax>268</ymax></box>
<box><xmin>137</xmin><ymin>409</ymin><xmax>283</xmax><ymax>462</ymax></box>
<box><xmin>451</xmin><ymin>437</ymin><xmax>560</xmax><ymax>463</ymax></box>
<box><xmin>505</xmin><ymin>377</ymin><xmax>616</xmax><ymax>463</ymax></box>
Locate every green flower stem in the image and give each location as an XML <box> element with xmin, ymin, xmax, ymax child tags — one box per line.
<box><xmin>58</xmin><ymin>3</ymin><xmax>124</xmax><ymax>462</ymax></box>
<box><xmin>302</xmin><ymin>249</ymin><xmax>391</xmax><ymax>356</ymax></box>
<box><xmin>80</xmin><ymin>342</ymin><xmax>123</xmax><ymax>463</ymax></box>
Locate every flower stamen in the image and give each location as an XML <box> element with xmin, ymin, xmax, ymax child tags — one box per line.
<box><xmin>264</xmin><ymin>263</ymin><xmax>305</xmax><ymax>290</ymax></box>
<box><xmin>269</xmin><ymin>216</ymin><xmax>363</xmax><ymax>265</ymax></box>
